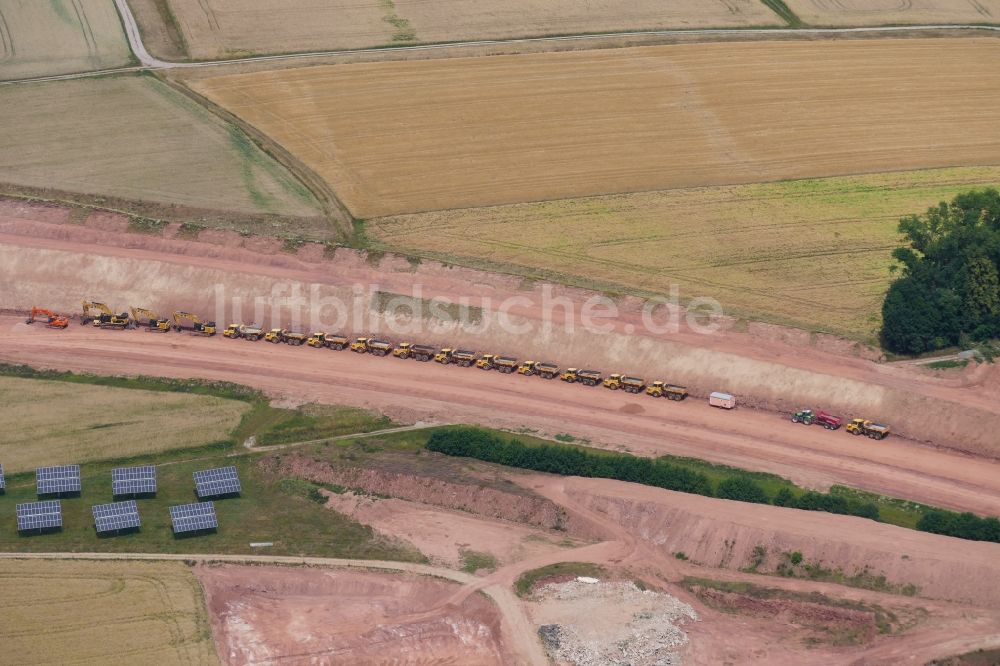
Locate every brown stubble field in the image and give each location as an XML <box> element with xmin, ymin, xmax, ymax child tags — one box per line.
<box><xmin>783</xmin><ymin>0</ymin><xmax>1000</xmax><ymax>26</ymax></box>
<box><xmin>0</xmin><ymin>0</ymin><xmax>132</xmax><ymax>80</ymax></box>
<box><xmin>191</xmin><ymin>38</ymin><xmax>1000</xmax><ymax>219</ymax></box>
<box><xmin>130</xmin><ymin>0</ymin><xmax>780</xmax><ymax>60</ymax></box>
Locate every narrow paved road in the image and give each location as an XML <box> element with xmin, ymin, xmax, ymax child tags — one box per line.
<box><xmin>3</xmin><ymin>5</ymin><xmax>998</xmax><ymax>86</ymax></box>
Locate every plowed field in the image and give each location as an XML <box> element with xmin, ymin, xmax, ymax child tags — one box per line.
<box><xmin>192</xmin><ymin>38</ymin><xmax>1000</xmax><ymax>218</ymax></box>
<box><xmin>784</xmin><ymin>0</ymin><xmax>1000</xmax><ymax>26</ymax></box>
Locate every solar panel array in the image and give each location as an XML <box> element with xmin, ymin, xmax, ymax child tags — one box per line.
<box><xmin>169</xmin><ymin>502</ymin><xmax>218</xmax><ymax>534</ymax></box>
<box><xmin>193</xmin><ymin>466</ymin><xmax>241</xmax><ymax>498</ymax></box>
<box><xmin>112</xmin><ymin>465</ymin><xmax>157</xmax><ymax>496</ymax></box>
<box><xmin>93</xmin><ymin>500</ymin><xmax>141</xmax><ymax>534</ymax></box>
<box><xmin>16</xmin><ymin>500</ymin><xmax>62</xmax><ymax>531</ymax></box>
<box><xmin>36</xmin><ymin>465</ymin><xmax>81</xmax><ymax>495</ymax></box>
<box><xmin>0</xmin><ymin>463</ymin><xmax>5</xmax><ymax>491</ymax></box>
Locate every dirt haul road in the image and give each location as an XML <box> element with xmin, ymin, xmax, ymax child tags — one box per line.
<box><xmin>3</xmin><ymin>206</ymin><xmax>1000</xmax><ymax>458</ymax></box>
<box><xmin>4</xmin><ymin>316</ymin><xmax>1000</xmax><ymax>520</ymax></box>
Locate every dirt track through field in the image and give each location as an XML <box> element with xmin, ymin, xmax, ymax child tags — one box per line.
<box><xmin>192</xmin><ymin>37</ymin><xmax>1000</xmax><ymax>217</ymax></box>
<box><xmin>4</xmin><ymin>316</ymin><xmax>1000</xmax><ymax>520</ymax></box>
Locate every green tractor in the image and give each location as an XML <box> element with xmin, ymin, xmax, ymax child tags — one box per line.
<box><xmin>791</xmin><ymin>409</ymin><xmax>816</xmax><ymax>425</ymax></box>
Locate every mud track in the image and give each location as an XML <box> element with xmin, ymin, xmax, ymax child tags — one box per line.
<box><xmin>4</xmin><ymin>315</ymin><xmax>1000</xmax><ymax>519</ymax></box>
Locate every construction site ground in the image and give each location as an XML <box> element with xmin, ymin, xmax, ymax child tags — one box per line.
<box><xmin>4</xmin><ymin>201</ymin><xmax>1000</xmax><ymax>663</ymax></box>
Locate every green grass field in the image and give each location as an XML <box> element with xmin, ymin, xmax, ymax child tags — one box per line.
<box><xmin>0</xmin><ymin>74</ymin><xmax>323</xmax><ymax>224</ymax></box>
<box><xmin>0</xmin><ymin>375</ymin><xmax>248</xmax><ymax>472</ymax></box>
<box><xmin>367</xmin><ymin>166</ymin><xmax>1000</xmax><ymax>340</ymax></box>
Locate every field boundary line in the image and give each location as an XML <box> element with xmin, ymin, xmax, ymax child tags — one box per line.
<box><xmin>155</xmin><ymin>75</ymin><xmax>354</xmax><ymax>237</ymax></box>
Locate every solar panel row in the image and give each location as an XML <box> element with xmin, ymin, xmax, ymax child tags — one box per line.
<box><xmin>169</xmin><ymin>502</ymin><xmax>218</xmax><ymax>533</ymax></box>
<box><xmin>36</xmin><ymin>465</ymin><xmax>81</xmax><ymax>495</ymax></box>
<box><xmin>112</xmin><ymin>465</ymin><xmax>157</xmax><ymax>496</ymax></box>
<box><xmin>92</xmin><ymin>500</ymin><xmax>141</xmax><ymax>533</ymax></box>
<box><xmin>0</xmin><ymin>463</ymin><xmax>5</xmax><ymax>491</ymax></box>
<box><xmin>16</xmin><ymin>500</ymin><xmax>62</xmax><ymax>531</ymax></box>
<box><xmin>193</xmin><ymin>466</ymin><xmax>241</xmax><ymax>498</ymax></box>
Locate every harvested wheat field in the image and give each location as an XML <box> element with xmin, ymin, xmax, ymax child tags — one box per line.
<box><xmin>783</xmin><ymin>0</ymin><xmax>1000</xmax><ymax>26</ymax></box>
<box><xmin>0</xmin><ymin>559</ymin><xmax>217</xmax><ymax>665</ymax></box>
<box><xmin>193</xmin><ymin>38</ymin><xmax>1000</xmax><ymax>218</ymax></box>
<box><xmin>131</xmin><ymin>0</ymin><xmax>779</xmax><ymax>60</ymax></box>
<box><xmin>0</xmin><ymin>75</ymin><xmax>321</xmax><ymax>217</ymax></box>
<box><xmin>0</xmin><ymin>0</ymin><xmax>132</xmax><ymax>80</ymax></box>
<box><xmin>0</xmin><ymin>376</ymin><xmax>248</xmax><ymax>471</ymax></box>
<box><xmin>370</xmin><ymin>166</ymin><xmax>1000</xmax><ymax>338</ymax></box>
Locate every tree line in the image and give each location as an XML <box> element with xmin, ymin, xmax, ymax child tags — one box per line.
<box><xmin>881</xmin><ymin>188</ymin><xmax>1000</xmax><ymax>355</ymax></box>
<box><xmin>426</xmin><ymin>427</ymin><xmax>1000</xmax><ymax>544</ymax></box>
<box><xmin>426</xmin><ymin>428</ymin><xmax>878</xmax><ymax>519</ymax></box>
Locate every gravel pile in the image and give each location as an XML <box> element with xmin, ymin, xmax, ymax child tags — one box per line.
<box><xmin>536</xmin><ymin>579</ymin><xmax>697</xmax><ymax>666</ymax></box>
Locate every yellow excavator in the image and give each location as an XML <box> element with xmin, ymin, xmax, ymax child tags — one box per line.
<box><xmin>81</xmin><ymin>300</ymin><xmax>129</xmax><ymax>329</ymax></box>
<box><xmin>172</xmin><ymin>311</ymin><xmax>216</xmax><ymax>336</ymax></box>
<box><xmin>130</xmin><ymin>307</ymin><xmax>171</xmax><ymax>332</ymax></box>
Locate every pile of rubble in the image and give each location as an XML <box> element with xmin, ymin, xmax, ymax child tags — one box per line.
<box><xmin>535</xmin><ymin>579</ymin><xmax>697</xmax><ymax>666</ymax></box>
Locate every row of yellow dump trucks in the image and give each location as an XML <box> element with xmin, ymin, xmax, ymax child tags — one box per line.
<box><xmin>28</xmin><ymin>302</ymin><xmax>891</xmax><ymax>439</ymax></box>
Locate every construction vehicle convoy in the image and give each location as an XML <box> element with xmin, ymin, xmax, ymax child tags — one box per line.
<box><xmin>791</xmin><ymin>409</ymin><xmax>842</xmax><ymax>430</ymax></box>
<box><xmin>25</xmin><ymin>300</ymin><xmax>896</xmax><ymax>439</ymax></box>
<box><xmin>350</xmin><ymin>337</ymin><xmax>393</xmax><ymax>356</ymax></box>
<box><xmin>517</xmin><ymin>361</ymin><xmax>559</xmax><ymax>379</ymax></box>
<box><xmin>223</xmin><ymin>323</ymin><xmax>264</xmax><ymax>341</ymax></box>
<box><xmin>476</xmin><ymin>354</ymin><xmax>519</xmax><ymax>373</ymax></box>
<box><xmin>265</xmin><ymin>328</ymin><xmax>308</xmax><ymax>345</ymax></box>
<box><xmin>646</xmin><ymin>382</ymin><xmax>688</xmax><ymax>400</ymax></box>
<box><xmin>846</xmin><ymin>419</ymin><xmax>890</xmax><ymax>440</ymax></box>
<box><xmin>130</xmin><ymin>307</ymin><xmax>171</xmax><ymax>332</ymax></box>
<box><xmin>560</xmin><ymin>368</ymin><xmax>603</xmax><ymax>386</ymax></box>
<box><xmin>25</xmin><ymin>307</ymin><xmax>69</xmax><ymax>329</ymax></box>
<box><xmin>307</xmin><ymin>332</ymin><xmax>350</xmax><ymax>350</ymax></box>
<box><xmin>172</xmin><ymin>311</ymin><xmax>216</xmax><ymax>336</ymax></box>
<box><xmin>603</xmin><ymin>374</ymin><xmax>646</xmax><ymax>393</ymax></box>
<box><xmin>392</xmin><ymin>342</ymin><xmax>436</xmax><ymax>361</ymax></box>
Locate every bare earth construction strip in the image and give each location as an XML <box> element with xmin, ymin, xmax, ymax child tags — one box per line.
<box><xmin>192</xmin><ymin>38</ymin><xmax>1000</xmax><ymax>218</ymax></box>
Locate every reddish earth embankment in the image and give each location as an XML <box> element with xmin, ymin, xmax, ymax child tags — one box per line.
<box><xmin>265</xmin><ymin>453</ymin><xmax>584</xmax><ymax>534</ymax></box>
<box><xmin>553</xmin><ymin>477</ymin><xmax>1000</xmax><ymax>608</ymax></box>
<box><xmin>1</xmin><ymin>200</ymin><xmax>998</xmax><ymax>456</ymax></box>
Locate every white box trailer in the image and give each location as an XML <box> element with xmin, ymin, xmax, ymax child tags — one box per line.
<box><xmin>709</xmin><ymin>392</ymin><xmax>736</xmax><ymax>409</ymax></box>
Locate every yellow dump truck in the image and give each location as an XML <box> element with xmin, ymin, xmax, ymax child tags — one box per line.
<box><xmin>350</xmin><ymin>337</ymin><xmax>393</xmax><ymax>356</ymax></box>
<box><xmin>645</xmin><ymin>381</ymin><xmax>688</xmax><ymax>400</ymax></box>
<box><xmin>265</xmin><ymin>328</ymin><xmax>308</xmax><ymax>345</ymax></box>
<box><xmin>435</xmin><ymin>348</ymin><xmax>477</xmax><ymax>366</ymax></box>
<box><xmin>517</xmin><ymin>361</ymin><xmax>560</xmax><ymax>379</ymax></box>
<box><xmin>223</xmin><ymin>323</ymin><xmax>264</xmax><ymax>341</ymax></box>
<box><xmin>307</xmin><ymin>332</ymin><xmax>349</xmax><ymax>350</ymax></box>
<box><xmin>845</xmin><ymin>419</ymin><xmax>890</xmax><ymax>440</ymax></box>
<box><xmin>603</xmin><ymin>374</ymin><xmax>646</xmax><ymax>393</ymax></box>
<box><xmin>475</xmin><ymin>354</ymin><xmax>519</xmax><ymax>373</ymax></box>
<box><xmin>560</xmin><ymin>368</ymin><xmax>602</xmax><ymax>386</ymax></box>
<box><xmin>392</xmin><ymin>342</ymin><xmax>437</xmax><ymax>361</ymax></box>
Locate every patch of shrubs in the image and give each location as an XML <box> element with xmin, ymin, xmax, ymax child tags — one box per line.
<box><xmin>426</xmin><ymin>428</ymin><xmax>881</xmax><ymax>522</ymax></box>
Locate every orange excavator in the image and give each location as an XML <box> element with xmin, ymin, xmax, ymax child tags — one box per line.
<box><xmin>25</xmin><ymin>307</ymin><xmax>69</xmax><ymax>329</ymax></box>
